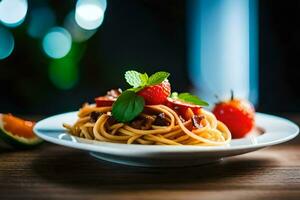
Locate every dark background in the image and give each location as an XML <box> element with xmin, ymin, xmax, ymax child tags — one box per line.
<box><xmin>0</xmin><ymin>0</ymin><xmax>299</xmax><ymax>115</ymax></box>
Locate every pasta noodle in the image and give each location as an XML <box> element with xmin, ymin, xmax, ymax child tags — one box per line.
<box><xmin>63</xmin><ymin>104</ymin><xmax>231</xmax><ymax>146</ymax></box>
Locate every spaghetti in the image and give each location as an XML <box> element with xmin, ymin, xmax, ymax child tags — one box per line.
<box><xmin>63</xmin><ymin>104</ymin><xmax>231</xmax><ymax>146</ymax></box>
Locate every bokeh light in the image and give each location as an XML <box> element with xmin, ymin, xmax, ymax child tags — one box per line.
<box><xmin>188</xmin><ymin>0</ymin><xmax>257</xmax><ymax>104</ymax></box>
<box><xmin>64</xmin><ymin>11</ymin><xmax>96</xmax><ymax>42</ymax></box>
<box><xmin>75</xmin><ymin>0</ymin><xmax>106</xmax><ymax>30</ymax></box>
<box><xmin>0</xmin><ymin>0</ymin><xmax>28</xmax><ymax>27</ymax></box>
<box><xmin>49</xmin><ymin>59</ymin><xmax>79</xmax><ymax>90</ymax></box>
<box><xmin>48</xmin><ymin>44</ymin><xmax>84</xmax><ymax>90</ymax></box>
<box><xmin>42</xmin><ymin>27</ymin><xmax>72</xmax><ymax>59</ymax></box>
<box><xmin>0</xmin><ymin>26</ymin><xmax>14</xmax><ymax>59</ymax></box>
<box><xmin>27</xmin><ymin>7</ymin><xmax>56</xmax><ymax>38</ymax></box>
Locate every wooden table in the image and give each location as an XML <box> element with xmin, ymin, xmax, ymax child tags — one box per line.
<box><xmin>1</xmin><ymin>114</ymin><xmax>300</xmax><ymax>200</ymax></box>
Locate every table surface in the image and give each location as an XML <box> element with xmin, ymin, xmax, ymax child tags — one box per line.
<box><xmin>1</xmin><ymin>114</ymin><xmax>300</xmax><ymax>200</ymax></box>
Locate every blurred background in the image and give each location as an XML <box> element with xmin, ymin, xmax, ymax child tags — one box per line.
<box><xmin>0</xmin><ymin>0</ymin><xmax>299</xmax><ymax>115</ymax></box>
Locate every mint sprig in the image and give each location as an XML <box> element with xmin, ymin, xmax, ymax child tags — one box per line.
<box><xmin>112</xmin><ymin>70</ymin><xmax>169</xmax><ymax>122</ymax></box>
<box><xmin>171</xmin><ymin>92</ymin><xmax>209</xmax><ymax>106</ymax></box>
<box><xmin>147</xmin><ymin>71</ymin><xmax>170</xmax><ymax>85</ymax></box>
<box><xmin>112</xmin><ymin>91</ymin><xmax>145</xmax><ymax>122</ymax></box>
<box><xmin>111</xmin><ymin>70</ymin><xmax>209</xmax><ymax>122</ymax></box>
<box><xmin>125</xmin><ymin>71</ymin><xmax>148</xmax><ymax>88</ymax></box>
<box><xmin>124</xmin><ymin>70</ymin><xmax>169</xmax><ymax>90</ymax></box>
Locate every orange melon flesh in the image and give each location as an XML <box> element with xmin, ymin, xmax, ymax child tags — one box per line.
<box><xmin>2</xmin><ymin>114</ymin><xmax>36</xmax><ymax>139</ymax></box>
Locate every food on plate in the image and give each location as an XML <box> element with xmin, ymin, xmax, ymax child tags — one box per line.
<box><xmin>0</xmin><ymin>114</ymin><xmax>43</xmax><ymax>148</ymax></box>
<box><xmin>137</xmin><ymin>79</ymin><xmax>171</xmax><ymax>105</ymax></box>
<box><xmin>64</xmin><ymin>70</ymin><xmax>231</xmax><ymax>145</ymax></box>
<box><xmin>212</xmin><ymin>91</ymin><xmax>255</xmax><ymax>138</ymax></box>
<box><xmin>95</xmin><ymin>89</ymin><xmax>121</xmax><ymax>107</ymax></box>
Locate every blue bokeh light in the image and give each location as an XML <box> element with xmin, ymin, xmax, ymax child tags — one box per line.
<box><xmin>0</xmin><ymin>0</ymin><xmax>28</xmax><ymax>27</ymax></box>
<box><xmin>0</xmin><ymin>26</ymin><xmax>14</xmax><ymax>59</ymax></box>
<box><xmin>75</xmin><ymin>0</ymin><xmax>106</xmax><ymax>30</ymax></box>
<box><xmin>64</xmin><ymin>11</ymin><xmax>96</xmax><ymax>42</ymax></box>
<box><xmin>42</xmin><ymin>27</ymin><xmax>72</xmax><ymax>59</ymax></box>
<box><xmin>188</xmin><ymin>0</ymin><xmax>258</xmax><ymax>105</ymax></box>
<box><xmin>27</xmin><ymin>7</ymin><xmax>56</xmax><ymax>38</ymax></box>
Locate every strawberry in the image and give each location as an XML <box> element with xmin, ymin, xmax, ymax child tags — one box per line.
<box><xmin>111</xmin><ymin>70</ymin><xmax>208</xmax><ymax>123</ymax></box>
<box><xmin>95</xmin><ymin>96</ymin><xmax>115</xmax><ymax>107</ymax></box>
<box><xmin>137</xmin><ymin>80</ymin><xmax>171</xmax><ymax>105</ymax></box>
<box><xmin>212</xmin><ymin>94</ymin><xmax>255</xmax><ymax>138</ymax></box>
<box><xmin>95</xmin><ymin>89</ymin><xmax>121</xmax><ymax>107</ymax></box>
<box><xmin>111</xmin><ymin>70</ymin><xmax>170</xmax><ymax>122</ymax></box>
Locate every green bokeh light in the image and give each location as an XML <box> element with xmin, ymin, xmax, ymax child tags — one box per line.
<box><xmin>48</xmin><ymin>43</ymin><xmax>85</xmax><ymax>90</ymax></box>
<box><xmin>49</xmin><ymin>59</ymin><xmax>78</xmax><ymax>90</ymax></box>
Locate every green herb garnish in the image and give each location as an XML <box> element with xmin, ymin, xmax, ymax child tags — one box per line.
<box><xmin>124</xmin><ymin>71</ymin><xmax>148</xmax><ymax>88</ymax></box>
<box><xmin>112</xmin><ymin>70</ymin><xmax>169</xmax><ymax>122</ymax></box>
<box><xmin>124</xmin><ymin>70</ymin><xmax>169</xmax><ymax>92</ymax></box>
<box><xmin>147</xmin><ymin>71</ymin><xmax>170</xmax><ymax>85</ymax></box>
<box><xmin>171</xmin><ymin>92</ymin><xmax>209</xmax><ymax>106</ymax></box>
<box><xmin>112</xmin><ymin>70</ymin><xmax>208</xmax><ymax>123</ymax></box>
<box><xmin>112</xmin><ymin>91</ymin><xmax>145</xmax><ymax>122</ymax></box>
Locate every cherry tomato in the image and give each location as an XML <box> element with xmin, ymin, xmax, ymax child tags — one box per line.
<box><xmin>213</xmin><ymin>98</ymin><xmax>255</xmax><ymax>138</ymax></box>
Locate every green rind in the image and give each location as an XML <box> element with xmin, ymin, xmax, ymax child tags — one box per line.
<box><xmin>0</xmin><ymin>116</ymin><xmax>43</xmax><ymax>149</ymax></box>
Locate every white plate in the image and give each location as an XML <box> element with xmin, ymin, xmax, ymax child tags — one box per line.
<box><xmin>34</xmin><ymin>112</ymin><xmax>299</xmax><ymax>167</ymax></box>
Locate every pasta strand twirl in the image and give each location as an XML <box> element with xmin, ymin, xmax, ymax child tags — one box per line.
<box><xmin>63</xmin><ymin>104</ymin><xmax>231</xmax><ymax>146</ymax></box>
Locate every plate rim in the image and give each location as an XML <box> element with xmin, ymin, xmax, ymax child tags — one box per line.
<box><xmin>34</xmin><ymin>112</ymin><xmax>299</xmax><ymax>153</ymax></box>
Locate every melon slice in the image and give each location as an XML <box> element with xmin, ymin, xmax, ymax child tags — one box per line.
<box><xmin>0</xmin><ymin>114</ymin><xmax>43</xmax><ymax>148</ymax></box>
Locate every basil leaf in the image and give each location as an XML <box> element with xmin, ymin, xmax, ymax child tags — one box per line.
<box><xmin>112</xmin><ymin>91</ymin><xmax>145</xmax><ymax>122</ymax></box>
<box><xmin>178</xmin><ymin>93</ymin><xmax>209</xmax><ymax>106</ymax></box>
<box><xmin>147</xmin><ymin>71</ymin><xmax>170</xmax><ymax>86</ymax></box>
